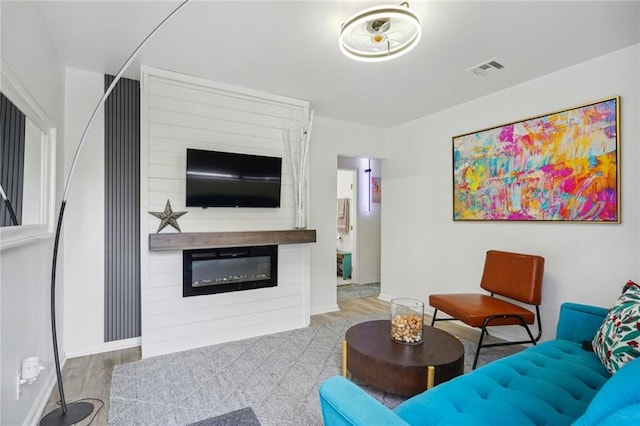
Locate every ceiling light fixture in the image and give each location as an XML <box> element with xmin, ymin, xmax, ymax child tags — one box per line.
<box><xmin>339</xmin><ymin>2</ymin><xmax>421</xmax><ymax>62</ymax></box>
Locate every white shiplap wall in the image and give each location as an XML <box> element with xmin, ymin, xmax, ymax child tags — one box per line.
<box><xmin>140</xmin><ymin>66</ymin><xmax>311</xmax><ymax>358</ymax></box>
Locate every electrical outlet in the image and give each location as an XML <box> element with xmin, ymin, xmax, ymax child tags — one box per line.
<box><xmin>16</xmin><ymin>377</ymin><xmax>22</xmax><ymax>400</ymax></box>
<box><xmin>16</xmin><ymin>357</ymin><xmax>44</xmax><ymax>399</ymax></box>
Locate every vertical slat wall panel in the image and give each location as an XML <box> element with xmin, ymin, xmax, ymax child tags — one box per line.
<box><xmin>104</xmin><ymin>75</ymin><xmax>141</xmax><ymax>341</ymax></box>
<box><xmin>0</xmin><ymin>93</ymin><xmax>25</xmax><ymax>226</ymax></box>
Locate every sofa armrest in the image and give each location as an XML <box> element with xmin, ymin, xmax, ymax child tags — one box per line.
<box><xmin>556</xmin><ymin>302</ymin><xmax>608</xmax><ymax>343</ymax></box>
<box><xmin>319</xmin><ymin>376</ymin><xmax>410</xmax><ymax>426</ymax></box>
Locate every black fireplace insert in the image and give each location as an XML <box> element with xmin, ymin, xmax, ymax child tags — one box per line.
<box><xmin>183</xmin><ymin>245</ymin><xmax>278</xmax><ymax>297</ymax></box>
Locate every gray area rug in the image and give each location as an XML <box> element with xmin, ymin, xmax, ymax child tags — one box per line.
<box><xmin>337</xmin><ymin>282</ymin><xmax>380</xmax><ymax>301</ymax></box>
<box><xmin>108</xmin><ymin>314</ymin><xmax>506</xmax><ymax>425</ymax></box>
<box><xmin>187</xmin><ymin>407</ymin><xmax>260</xmax><ymax>426</ymax></box>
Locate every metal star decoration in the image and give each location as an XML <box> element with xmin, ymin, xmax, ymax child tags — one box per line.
<box><xmin>149</xmin><ymin>199</ymin><xmax>187</xmax><ymax>233</ymax></box>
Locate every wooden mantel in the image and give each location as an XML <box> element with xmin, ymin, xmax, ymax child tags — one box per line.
<box><xmin>149</xmin><ymin>229</ymin><xmax>317</xmax><ymax>251</ymax></box>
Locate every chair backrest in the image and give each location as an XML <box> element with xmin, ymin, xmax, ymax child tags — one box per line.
<box><xmin>480</xmin><ymin>250</ymin><xmax>544</xmax><ymax>305</ymax></box>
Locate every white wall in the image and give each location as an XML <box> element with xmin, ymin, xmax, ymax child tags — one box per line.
<box><xmin>61</xmin><ymin>68</ymin><xmax>143</xmax><ymax>357</ymax></box>
<box><xmin>308</xmin><ymin>118</ymin><xmax>387</xmax><ymax>314</ymax></box>
<box><xmin>382</xmin><ymin>44</ymin><xmax>640</xmax><ymax>342</ymax></box>
<box><xmin>140</xmin><ymin>67</ymin><xmax>312</xmax><ymax>357</ymax></box>
<box><xmin>62</xmin><ymin>68</ymin><xmax>110</xmax><ymax>356</ymax></box>
<box><xmin>0</xmin><ymin>2</ymin><xmax>66</xmax><ymax>425</ymax></box>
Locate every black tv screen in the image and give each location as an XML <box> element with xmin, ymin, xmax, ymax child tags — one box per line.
<box><xmin>186</xmin><ymin>149</ymin><xmax>282</xmax><ymax>208</ymax></box>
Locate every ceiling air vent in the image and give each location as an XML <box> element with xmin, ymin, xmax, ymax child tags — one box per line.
<box><xmin>467</xmin><ymin>58</ymin><xmax>505</xmax><ymax>76</ymax></box>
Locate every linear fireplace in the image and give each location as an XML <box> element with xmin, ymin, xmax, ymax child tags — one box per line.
<box><xmin>183</xmin><ymin>245</ymin><xmax>278</xmax><ymax>297</ymax></box>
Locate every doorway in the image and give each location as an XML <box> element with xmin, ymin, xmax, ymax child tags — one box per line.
<box><xmin>337</xmin><ymin>169</ymin><xmax>356</xmax><ymax>285</ymax></box>
<box><xmin>336</xmin><ymin>156</ymin><xmax>382</xmax><ymax>293</ymax></box>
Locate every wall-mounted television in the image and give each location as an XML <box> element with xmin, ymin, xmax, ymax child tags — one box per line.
<box><xmin>186</xmin><ymin>148</ymin><xmax>282</xmax><ymax>208</ymax></box>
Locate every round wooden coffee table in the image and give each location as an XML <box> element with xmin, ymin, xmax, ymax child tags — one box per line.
<box><xmin>343</xmin><ymin>320</ymin><xmax>464</xmax><ymax>396</ymax></box>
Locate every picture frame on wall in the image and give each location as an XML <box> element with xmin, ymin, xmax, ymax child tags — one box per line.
<box><xmin>371</xmin><ymin>177</ymin><xmax>381</xmax><ymax>203</ymax></box>
<box><xmin>452</xmin><ymin>96</ymin><xmax>620</xmax><ymax>222</ymax></box>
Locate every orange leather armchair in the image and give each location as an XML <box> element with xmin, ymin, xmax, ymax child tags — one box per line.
<box><xmin>429</xmin><ymin>250</ymin><xmax>545</xmax><ymax>369</ymax></box>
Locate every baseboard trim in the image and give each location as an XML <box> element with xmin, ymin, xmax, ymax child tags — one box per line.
<box><xmin>24</xmin><ymin>367</ymin><xmax>58</xmax><ymax>426</ymax></box>
<box><xmin>65</xmin><ymin>337</ymin><xmax>141</xmax><ymax>358</ymax></box>
<box><xmin>310</xmin><ymin>304</ymin><xmax>340</xmax><ymax>316</ymax></box>
<box><xmin>377</xmin><ymin>293</ymin><xmax>393</xmax><ymax>302</ymax></box>
<box><xmin>357</xmin><ymin>278</ymin><xmax>380</xmax><ymax>285</ymax></box>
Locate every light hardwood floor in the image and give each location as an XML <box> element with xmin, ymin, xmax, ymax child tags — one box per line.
<box><xmin>40</xmin><ymin>295</ymin><xmax>522</xmax><ymax>425</ymax></box>
<box><xmin>41</xmin><ymin>346</ymin><xmax>140</xmax><ymax>425</ymax></box>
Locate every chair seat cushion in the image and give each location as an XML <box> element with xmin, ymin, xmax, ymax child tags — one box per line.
<box><xmin>430</xmin><ymin>293</ymin><xmax>535</xmax><ymax>327</ymax></box>
<box><xmin>393</xmin><ymin>340</ymin><xmax>610</xmax><ymax>426</ymax></box>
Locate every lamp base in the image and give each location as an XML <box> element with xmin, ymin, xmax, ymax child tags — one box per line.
<box><xmin>40</xmin><ymin>401</ymin><xmax>94</xmax><ymax>426</ymax></box>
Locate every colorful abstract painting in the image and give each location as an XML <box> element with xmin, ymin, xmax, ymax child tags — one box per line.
<box><xmin>453</xmin><ymin>97</ymin><xmax>619</xmax><ymax>222</ymax></box>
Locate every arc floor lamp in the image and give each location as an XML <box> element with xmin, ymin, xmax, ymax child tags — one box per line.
<box><xmin>40</xmin><ymin>1</ymin><xmax>191</xmax><ymax>425</ymax></box>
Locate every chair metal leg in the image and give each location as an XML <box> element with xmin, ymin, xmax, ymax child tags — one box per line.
<box><xmin>473</xmin><ymin>312</ymin><xmax>542</xmax><ymax>369</ymax></box>
<box><xmin>521</xmin><ymin>318</ymin><xmax>537</xmax><ymax>344</ymax></box>
<box><xmin>472</xmin><ymin>327</ymin><xmax>488</xmax><ymax>369</ymax></box>
<box><xmin>431</xmin><ymin>306</ymin><xmax>543</xmax><ymax>370</ymax></box>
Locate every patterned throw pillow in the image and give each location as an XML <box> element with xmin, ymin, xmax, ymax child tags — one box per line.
<box><xmin>592</xmin><ymin>280</ymin><xmax>640</xmax><ymax>374</ymax></box>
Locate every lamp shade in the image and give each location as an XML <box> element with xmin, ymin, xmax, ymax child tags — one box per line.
<box><xmin>339</xmin><ymin>4</ymin><xmax>421</xmax><ymax>62</ymax></box>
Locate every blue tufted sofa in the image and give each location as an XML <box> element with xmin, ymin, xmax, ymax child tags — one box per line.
<box><xmin>319</xmin><ymin>303</ymin><xmax>640</xmax><ymax>425</ymax></box>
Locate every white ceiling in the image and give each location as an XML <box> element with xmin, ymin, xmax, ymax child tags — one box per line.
<box><xmin>35</xmin><ymin>0</ymin><xmax>640</xmax><ymax>128</ymax></box>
